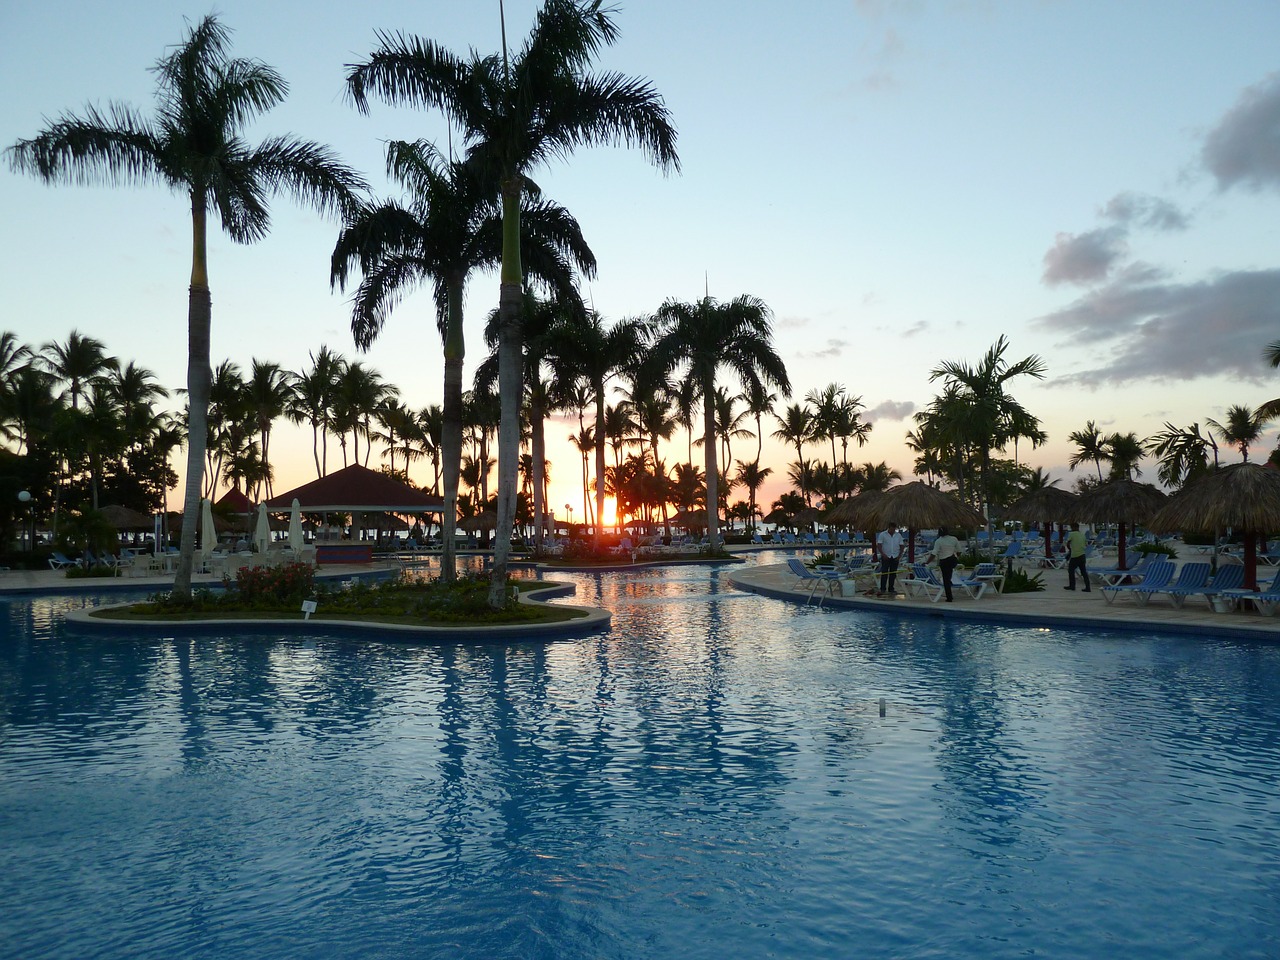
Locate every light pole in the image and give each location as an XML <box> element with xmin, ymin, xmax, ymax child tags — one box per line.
<box><xmin>566</xmin><ymin>503</ymin><xmax>573</xmax><ymax>533</ymax></box>
<box><xmin>17</xmin><ymin>490</ymin><xmax>32</xmax><ymax>554</ymax></box>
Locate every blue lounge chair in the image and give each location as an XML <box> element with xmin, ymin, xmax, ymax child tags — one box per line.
<box><xmin>48</xmin><ymin>551</ymin><xmax>77</xmax><ymax>570</ymax></box>
<box><xmin>1100</xmin><ymin>560</ymin><xmax>1176</xmax><ymax>605</ymax></box>
<box><xmin>1152</xmin><ymin>562</ymin><xmax>1211</xmax><ymax>609</ymax></box>
<box><xmin>1200</xmin><ymin>564</ymin><xmax>1247</xmax><ymax>611</ymax></box>
<box><xmin>970</xmin><ymin>562</ymin><xmax>1004</xmax><ymax>595</ymax></box>
<box><xmin>1217</xmin><ymin>566</ymin><xmax>1280</xmax><ymax>613</ymax></box>
<box><xmin>1093</xmin><ymin>553</ymin><xmax>1157</xmax><ymax>588</ymax></box>
<box><xmin>905</xmin><ymin>563</ymin><xmax>947</xmax><ymax>602</ymax></box>
<box><xmin>786</xmin><ymin>558</ymin><xmax>842</xmax><ymax>605</ymax></box>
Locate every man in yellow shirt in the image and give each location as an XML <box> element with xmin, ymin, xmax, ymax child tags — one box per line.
<box><xmin>1064</xmin><ymin>522</ymin><xmax>1091</xmax><ymax>592</ymax></box>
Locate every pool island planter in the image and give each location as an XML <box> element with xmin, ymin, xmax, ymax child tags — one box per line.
<box><xmin>64</xmin><ymin>581</ymin><xmax>610</xmax><ymax>642</ymax></box>
<box><xmin>314</xmin><ymin>542</ymin><xmax>374</xmax><ymax>565</ymax></box>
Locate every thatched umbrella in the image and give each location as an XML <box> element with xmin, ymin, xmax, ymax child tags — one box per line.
<box><xmin>1067</xmin><ymin>479</ymin><xmax>1166</xmax><ymax>571</ymax></box>
<box><xmin>823</xmin><ymin>489</ymin><xmax>887</xmax><ymax>532</ymax></box>
<box><xmin>98</xmin><ymin>504</ymin><xmax>154</xmax><ymax>531</ymax></box>
<box><xmin>459</xmin><ymin>510</ymin><xmax>497</xmax><ymax>533</ymax></box>
<box><xmin>1147</xmin><ymin>463</ymin><xmax>1280</xmax><ymax>590</ymax></box>
<box><xmin>848</xmin><ymin>482</ymin><xmax>985</xmax><ymax>563</ymax></box>
<box><xmin>1006</xmin><ymin>487</ymin><xmax>1079</xmax><ymax>564</ymax></box>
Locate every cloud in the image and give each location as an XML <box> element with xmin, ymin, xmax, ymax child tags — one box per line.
<box><xmin>1042</xmin><ymin>226</ymin><xmax>1129</xmax><ymax>286</ymax></box>
<box><xmin>1204</xmin><ymin>71</ymin><xmax>1280</xmax><ymax>192</ymax></box>
<box><xmin>900</xmin><ymin>321</ymin><xmax>928</xmax><ymax>338</ymax></box>
<box><xmin>1102</xmin><ymin>192</ymin><xmax>1189</xmax><ymax>231</ymax></box>
<box><xmin>1033</xmin><ymin>267</ymin><xmax>1280</xmax><ymax>386</ymax></box>
<box><xmin>793</xmin><ymin>338</ymin><xmax>848</xmax><ymax>360</ymax></box>
<box><xmin>1042</xmin><ymin>192</ymin><xmax>1189</xmax><ymax>287</ymax></box>
<box><xmin>867</xmin><ymin>399</ymin><xmax>915</xmax><ymax>422</ymax></box>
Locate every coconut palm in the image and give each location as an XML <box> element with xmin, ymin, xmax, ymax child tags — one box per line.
<box><xmin>332</xmin><ymin>141</ymin><xmax>593</xmax><ymax>578</ymax></box>
<box><xmin>1068</xmin><ymin>420</ymin><xmax>1110</xmax><ymax>481</ymax></box>
<box><xmin>346</xmin><ymin>0</ymin><xmax>679</xmax><ymax>605</ymax></box>
<box><xmin>1207</xmin><ymin>404</ymin><xmax>1273</xmax><ymax>463</ymax></box>
<box><xmin>928</xmin><ymin>335</ymin><xmax>1046</xmax><ymax>512</ymax></box>
<box><xmin>648</xmin><ymin>295</ymin><xmax>791</xmax><ymax>550</ymax></box>
<box><xmin>40</xmin><ymin>330</ymin><xmax>110</xmax><ymax>412</ymax></box>
<box><xmin>288</xmin><ymin>346</ymin><xmax>344</xmax><ymax>478</ymax></box>
<box><xmin>1146</xmin><ymin>421</ymin><xmax>1219</xmax><ymax>489</ymax></box>
<box><xmin>734</xmin><ymin>460</ymin><xmax>772</xmax><ymax>534</ymax></box>
<box><xmin>772</xmin><ymin>403</ymin><xmax>816</xmax><ymax>505</ymax></box>
<box><xmin>1103</xmin><ymin>431</ymin><xmax>1145</xmax><ymax>480</ymax></box>
<box><xmin>9</xmin><ymin>15</ymin><xmax>366</xmax><ymax>596</ymax></box>
<box><xmin>244</xmin><ymin>359</ymin><xmax>294</xmax><ymax>499</ymax></box>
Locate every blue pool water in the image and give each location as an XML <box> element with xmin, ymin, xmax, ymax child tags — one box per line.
<box><xmin>2</xmin><ymin>558</ymin><xmax>1279</xmax><ymax>959</ymax></box>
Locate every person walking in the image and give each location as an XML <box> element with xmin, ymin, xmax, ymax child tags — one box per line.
<box><xmin>877</xmin><ymin>521</ymin><xmax>904</xmax><ymax>597</ymax></box>
<box><xmin>1064</xmin><ymin>522</ymin><xmax>1091</xmax><ymax>591</ymax></box>
<box><xmin>927</xmin><ymin>525</ymin><xmax>961</xmax><ymax>602</ymax></box>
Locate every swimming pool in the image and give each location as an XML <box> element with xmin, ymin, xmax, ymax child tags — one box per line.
<box><xmin>2</xmin><ymin>560</ymin><xmax>1278</xmax><ymax>959</ymax></box>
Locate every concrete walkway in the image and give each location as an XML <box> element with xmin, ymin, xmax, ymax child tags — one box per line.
<box><xmin>728</xmin><ymin>559</ymin><xmax>1280</xmax><ymax>641</ymax></box>
<box><xmin>0</xmin><ymin>563</ymin><xmax>395</xmax><ymax>596</ymax></box>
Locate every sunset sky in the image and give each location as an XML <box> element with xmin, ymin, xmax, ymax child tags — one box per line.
<box><xmin>4</xmin><ymin>0</ymin><xmax>1280</xmax><ymax>518</ymax></box>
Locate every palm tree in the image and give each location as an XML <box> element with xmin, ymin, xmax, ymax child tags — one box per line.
<box><xmin>1207</xmin><ymin>404</ymin><xmax>1273</xmax><ymax>463</ymax></box>
<box><xmin>546</xmin><ymin>311</ymin><xmax>646</xmax><ymax>547</ymax></box>
<box><xmin>1104</xmin><ymin>431</ymin><xmax>1145</xmax><ymax>480</ymax></box>
<box><xmin>1146</xmin><ymin>421</ymin><xmax>1218</xmax><ymax>489</ymax></box>
<box><xmin>346</xmin><ymin>0</ymin><xmax>679</xmax><ymax>606</ymax></box>
<box><xmin>40</xmin><ymin>330</ymin><xmax>110</xmax><ymax>411</ymax></box>
<box><xmin>332</xmin><ymin>141</ymin><xmax>592</xmax><ymax>578</ymax></box>
<box><xmin>928</xmin><ymin>335</ymin><xmax>1046</xmax><ymax>512</ymax></box>
<box><xmin>244</xmin><ymin>359</ymin><xmax>293</xmax><ymax>499</ymax></box>
<box><xmin>734</xmin><ymin>459</ymin><xmax>772</xmax><ymax>533</ymax></box>
<box><xmin>288</xmin><ymin>346</ymin><xmax>343</xmax><ymax>478</ymax></box>
<box><xmin>648</xmin><ymin>295</ymin><xmax>791</xmax><ymax>550</ymax></box>
<box><xmin>1068</xmin><ymin>420</ymin><xmax>1110</xmax><ymax>481</ymax></box>
<box><xmin>9</xmin><ymin>15</ymin><xmax>366</xmax><ymax>596</ymax></box>
<box><xmin>772</xmin><ymin>403</ymin><xmax>815</xmax><ymax>504</ymax></box>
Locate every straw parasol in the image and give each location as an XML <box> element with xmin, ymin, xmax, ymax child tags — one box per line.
<box><xmin>843</xmin><ymin>482</ymin><xmax>985</xmax><ymax>563</ymax></box>
<box><xmin>823</xmin><ymin>489</ymin><xmax>887</xmax><ymax>528</ymax></box>
<box><xmin>459</xmin><ymin>510</ymin><xmax>497</xmax><ymax>533</ymax></box>
<box><xmin>1006</xmin><ymin>487</ymin><xmax>1079</xmax><ymax>563</ymax></box>
<box><xmin>98</xmin><ymin>504</ymin><xmax>154</xmax><ymax>531</ymax></box>
<box><xmin>1147</xmin><ymin>462</ymin><xmax>1280</xmax><ymax>590</ymax></box>
<box><xmin>1067</xmin><ymin>479</ymin><xmax>1166</xmax><ymax>571</ymax></box>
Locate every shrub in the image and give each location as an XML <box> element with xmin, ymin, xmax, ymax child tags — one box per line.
<box><xmin>1002</xmin><ymin>568</ymin><xmax>1044</xmax><ymax>593</ymax></box>
<box><xmin>228</xmin><ymin>561</ymin><xmax>316</xmax><ymax>606</ymax></box>
<box><xmin>1135</xmin><ymin>542</ymin><xmax>1178</xmax><ymax>559</ymax></box>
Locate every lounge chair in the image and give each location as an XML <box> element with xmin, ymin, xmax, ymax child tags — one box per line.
<box><xmin>970</xmin><ymin>562</ymin><xmax>1004</xmax><ymax>595</ymax></box>
<box><xmin>1217</xmin><ymin>567</ymin><xmax>1280</xmax><ymax>613</ymax></box>
<box><xmin>1100</xmin><ymin>560</ymin><xmax>1176</xmax><ymax>605</ymax></box>
<box><xmin>1200</xmin><ymin>564</ymin><xmax>1246</xmax><ymax>611</ymax></box>
<box><xmin>1092</xmin><ymin>553</ymin><xmax>1157</xmax><ymax>588</ymax></box>
<box><xmin>905</xmin><ymin>563</ymin><xmax>947</xmax><ymax>602</ymax></box>
<box><xmin>48</xmin><ymin>551</ymin><xmax>78</xmax><ymax>570</ymax></box>
<box><xmin>785</xmin><ymin>557</ymin><xmax>841</xmax><ymax>605</ymax></box>
<box><xmin>751</xmin><ymin>532</ymin><xmax>765</xmax><ymax>545</ymax></box>
<box><xmin>1152</xmin><ymin>562</ymin><xmax>1211</xmax><ymax>608</ymax></box>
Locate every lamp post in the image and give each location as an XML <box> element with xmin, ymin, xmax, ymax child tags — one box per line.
<box><xmin>17</xmin><ymin>490</ymin><xmax>32</xmax><ymax>553</ymax></box>
<box><xmin>566</xmin><ymin>503</ymin><xmax>573</xmax><ymax>533</ymax></box>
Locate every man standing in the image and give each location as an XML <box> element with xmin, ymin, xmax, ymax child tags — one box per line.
<box><xmin>1064</xmin><ymin>522</ymin><xmax>1091</xmax><ymax>592</ymax></box>
<box><xmin>877</xmin><ymin>521</ymin><xmax>904</xmax><ymax>597</ymax></box>
<box><xmin>927</xmin><ymin>525</ymin><xmax>961</xmax><ymax>602</ymax></box>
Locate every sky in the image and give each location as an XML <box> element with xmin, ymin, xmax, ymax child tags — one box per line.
<box><xmin>4</xmin><ymin>0</ymin><xmax>1280</xmax><ymax>519</ymax></box>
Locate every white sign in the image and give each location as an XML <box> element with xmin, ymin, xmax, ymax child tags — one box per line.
<box><xmin>301</xmin><ymin>599</ymin><xmax>318</xmax><ymax>620</ymax></box>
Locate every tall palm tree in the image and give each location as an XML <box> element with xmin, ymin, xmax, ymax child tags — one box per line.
<box><xmin>1207</xmin><ymin>404</ymin><xmax>1273</xmax><ymax>463</ymax></box>
<box><xmin>928</xmin><ymin>335</ymin><xmax>1046</xmax><ymax>512</ymax></box>
<box><xmin>1146</xmin><ymin>421</ymin><xmax>1218</xmax><ymax>489</ymax></box>
<box><xmin>1103</xmin><ymin>431</ymin><xmax>1145</xmax><ymax>480</ymax></box>
<box><xmin>244</xmin><ymin>359</ymin><xmax>294</xmax><ymax>499</ymax></box>
<box><xmin>648</xmin><ymin>295</ymin><xmax>791</xmax><ymax>550</ymax></box>
<box><xmin>772</xmin><ymin>403</ymin><xmax>815</xmax><ymax>505</ymax></box>
<box><xmin>332</xmin><ymin>141</ymin><xmax>592</xmax><ymax>579</ymax></box>
<box><xmin>1068</xmin><ymin>419</ymin><xmax>1110</xmax><ymax>481</ymax></box>
<box><xmin>9</xmin><ymin>15</ymin><xmax>366</xmax><ymax>596</ymax></box>
<box><xmin>734</xmin><ymin>459</ymin><xmax>772</xmax><ymax>533</ymax></box>
<box><xmin>346</xmin><ymin>0</ymin><xmax>679</xmax><ymax>606</ymax></box>
<box><xmin>288</xmin><ymin>346</ymin><xmax>343</xmax><ymax>478</ymax></box>
<box><xmin>40</xmin><ymin>330</ymin><xmax>110</xmax><ymax>411</ymax></box>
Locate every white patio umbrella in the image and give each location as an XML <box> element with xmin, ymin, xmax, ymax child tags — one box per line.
<box><xmin>254</xmin><ymin>503</ymin><xmax>271</xmax><ymax>553</ymax></box>
<box><xmin>200</xmin><ymin>498</ymin><xmax>216</xmax><ymax>561</ymax></box>
<box><xmin>288</xmin><ymin>498</ymin><xmax>304</xmax><ymax>551</ymax></box>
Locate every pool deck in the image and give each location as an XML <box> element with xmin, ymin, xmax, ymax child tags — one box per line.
<box><xmin>728</xmin><ymin>558</ymin><xmax>1280</xmax><ymax>641</ymax></box>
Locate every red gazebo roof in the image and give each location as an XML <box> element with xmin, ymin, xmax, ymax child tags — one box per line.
<box><xmin>215</xmin><ymin>488</ymin><xmax>254</xmax><ymax>514</ymax></box>
<box><xmin>263</xmin><ymin>464</ymin><xmax>443</xmax><ymax>514</ymax></box>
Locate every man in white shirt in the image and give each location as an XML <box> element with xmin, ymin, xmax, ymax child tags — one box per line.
<box><xmin>876</xmin><ymin>521</ymin><xmax>904</xmax><ymax>596</ymax></box>
<box><xmin>927</xmin><ymin>525</ymin><xmax>961</xmax><ymax>602</ymax></box>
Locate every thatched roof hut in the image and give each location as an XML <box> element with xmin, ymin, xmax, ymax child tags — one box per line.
<box><xmin>1147</xmin><ymin>463</ymin><xmax>1280</xmax><ymax>589</ymax></box>
<box><xmin>1006</xmin><ymin>487</ymin><xmax>1079</xmax><ymax>562</ymax></box>
<box><xmin>1067</xmin><ymin>479</ymin><xmax>1167</xmax><ymax>570</ymax></box>
<box><xmin>833</xmin><ymin>482</ymin><xmax>984</xmax><ymax>562</ymax></box>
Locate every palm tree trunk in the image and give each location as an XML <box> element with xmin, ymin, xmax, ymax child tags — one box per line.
<box><xmin>531</xmin><ymin>395</ymin><xmax>547</xmax><ymax>554</ymax></box>
<box><xmin>703</xmin><ymin>379</ymin><xmax>720</xmax><ymax>551</ymax></box>
<box><xmin>174</xmin><ymin>198</ymin><xmax>211</xmax><ymax>598</ymax></box>
<box><xmin>594</xmin><ymin>385</ymin><xmax>607</xmax><ymax>550</ymax></box>
<box><xmin>489</xmin><ymin>182</ymin><xmax>523</xmax><ymax>607</ymax></box>
<box><xmin>439</xmin><ymin>280</ymin><xmax>466</xmax><ymax>583</ymax></box>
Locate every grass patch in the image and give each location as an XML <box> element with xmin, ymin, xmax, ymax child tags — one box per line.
<box><xmin>95</xmin><ymin>566</ymin><xmax>585</xmax><ymax>626</ymax></box>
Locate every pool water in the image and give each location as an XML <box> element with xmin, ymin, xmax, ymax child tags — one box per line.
<box><xmin>2</xmin><ymin>559</ymin><xmax>1279</xmax><ymax>959</ymax></box>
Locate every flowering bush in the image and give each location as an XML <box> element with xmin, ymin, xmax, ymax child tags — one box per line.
<box><xmin>228</xmin><ymin>561</ymin><xmax>315</xmax><ymax>606</ymax></box>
